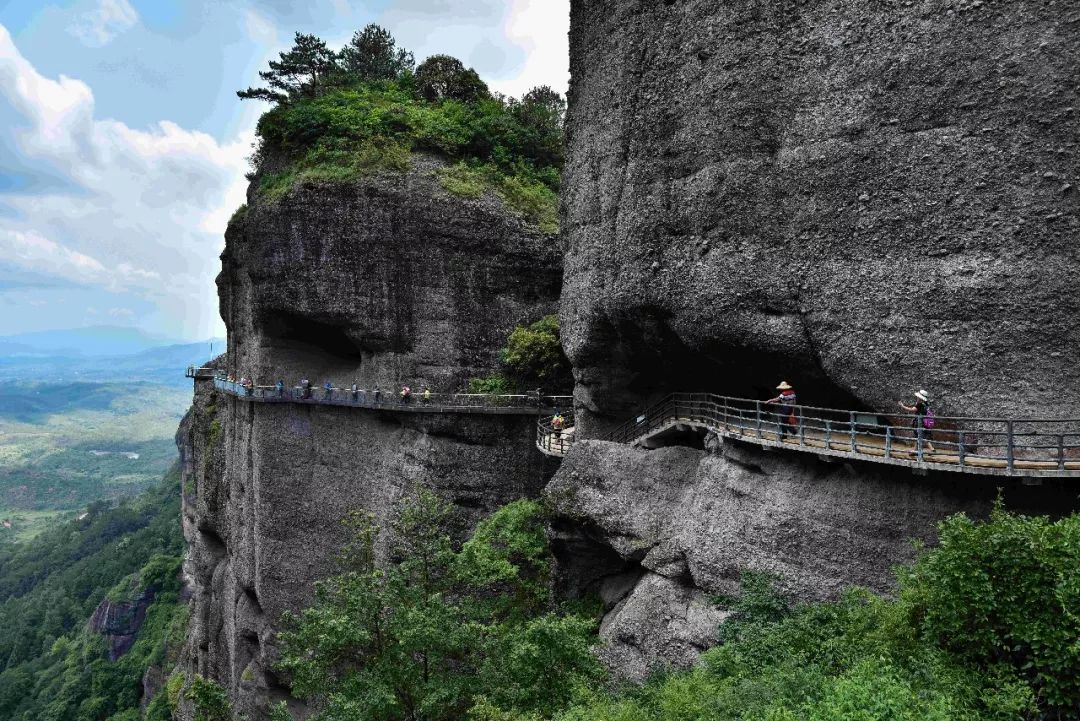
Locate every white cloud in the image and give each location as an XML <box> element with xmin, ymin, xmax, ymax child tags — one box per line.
<box><xmin>489</xmin><ymin>0</ymin><xmax>569</xmax><ymax>97</ymax></box>
<box><xmin>0</xmin><ymin>24</ymin><xmax>249</xmax><ymax>338</ymax></box>
<box><xmin>68</xmin><ymin>0</ymin><xmax>139</xmax><ymax>47</ymax></box>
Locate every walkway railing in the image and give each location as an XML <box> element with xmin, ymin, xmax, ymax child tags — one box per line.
<box><xmin>538</xmin><ymin>393</ymin><xmax>1080</xmax><ymax>478</ymax></box>
<box><xmin>536</xmin><ymin>412</ymin><xmax>575</xmax><ymax>457</ymax></box>
<box><xmin>209</xmin><ymin>377</ymin><xmax>571</xmax><ymax>416</ymax></box>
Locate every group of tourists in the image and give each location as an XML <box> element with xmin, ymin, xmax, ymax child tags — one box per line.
<box><xmin>227</xmin><ymin>375</ymin><xmax>434</xmax><ymax>406</ymax></box>
<box><xmin>764</xmin><ymin>380</ymin><xmax>937</xmax><ymax>450</ymax></box>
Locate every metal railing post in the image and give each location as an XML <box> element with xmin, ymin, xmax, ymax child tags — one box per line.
<box><xmin>1059</xmin><ymin>434</ymin><xmax>1066</xmax><ymax>471</ymax></box>
<box><xmin>755</xmin><ymin>401</ymin><xmax>763</xmax><ymax>439</ymax></box>
<box><xmin>825</xmin><ymin>420</ymin><xmax>832</xmax><ymax>449</ymax></box>
<box><xmin>849</xmin><ymin>412</ymin><xmax>857</xmax><ymax>453</ymax></box>
<box><xmin>957</xmin><ymin>429</ymin><xmax>965</xmax><ymax>468</ymax></box>
<box><xmin>798</xmin><ymin>408</ymin><xmax>805</xmax><ymax>447</ymax></box>
<box><xmin>1006</xmin><ymin>421</ymin><xmax>1015</xmax><ymax>472</ymax></box>
<box><xmin>916</xmin><ymin>423</ymin><xmax>924</xmax><ymax>464</ymax></box>
<box><xmin>885</xmin><ymin>425</ymin><xmax>892</xmax><ymax>459</ymax></box>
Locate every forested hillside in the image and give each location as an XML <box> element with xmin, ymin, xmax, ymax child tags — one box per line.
<box><xmin>0</xmin><ymin>468</ymin><xmax>185</xmax><ymax>720</ymax></box>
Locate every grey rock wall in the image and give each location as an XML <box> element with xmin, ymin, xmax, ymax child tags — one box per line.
<box><xmin>546</xmin><ymin>436</ymin><xmax>1078</xmax><ymax>680</ymax></box>
<box><xmin>175</xmin><ymin>156</ymin><xmax>563</xmax><ymax>719</ymax></box>
<box><xmin>177</xmin><ymin>379</ymin><xmax>555</xmax><ymax>719</ymax></box>
<box><xmin>221</xmin><ymin>155</ymin><xmax>562</xmax><ymax>394</ymax></box>
<box><xmin>563</xmin><ymin>0</ymin><xmax>1080</xmax><ymax>434</ymax></box>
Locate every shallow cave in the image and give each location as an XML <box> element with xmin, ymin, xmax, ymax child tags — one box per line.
<box><xmin>257</xmin><ymin>311</ymin><xmax>368</xmax><ymax>382</ymax></box>
<box><xmin>591</xmin><ymin>310</ymin><xmax>868</xmax><ymax>419</ymax></box>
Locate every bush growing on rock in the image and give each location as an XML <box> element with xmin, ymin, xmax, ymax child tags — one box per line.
<box><xmin>553</xmin><ymin>507</ymin><xmax>1078</xmax><ymax>721</ymax></box>
<box><xmin>238</xmin><ymin>26</ymin><xmax>564</xmax><ymax>232</ymax></box>
<box><xmin>500</xmin><ymin>314</ymin><xmax>571</xmax><ymax>389</ymax></box>
<box><xmin>273</xmin><ymin>489</ymin><xmax>602</xmax><ymax>721</ymax></box>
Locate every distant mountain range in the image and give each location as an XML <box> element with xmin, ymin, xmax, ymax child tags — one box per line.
<box><xmin>0</xmin><ymin>327</ymin><xmax>224</xmax><ymax>386</ymax></box>
<box><xmin>0</xmin><ymin>326</ymin><xmax>195</xmax><ymax>357</ymax></box>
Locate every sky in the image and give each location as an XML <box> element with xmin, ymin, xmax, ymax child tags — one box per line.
<box><xmin>0</xmin><ymin>0</ymin><xmax>570</xmax><ymax>341</ymax></box>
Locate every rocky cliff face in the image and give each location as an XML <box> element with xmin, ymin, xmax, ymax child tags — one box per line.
<box><xmin>222</xmin><ymin>154</ymin><xmax>562</xmax><ymax>393</ymax></box>
<box><xmin>88</xmin><ymin>583</ymin><xmax>157</xmax><ymax>662</ymax></box>
<box><xmin>552</xmin><ymin>0</ymin><xmax>1080</xmax><ymax>678</ymax></box>
<box><xmin>175</xmin><ymin>159</ymin><xmax>562</xmax><ymax>719</ymax></box>
<box><xmin>562</xmin><ymin>0</ymin><xmax>1080</xmax><ymax>433</ymax></box>
<box><xmin>546</xmin><ymin>435</ymin><xmax>1077</xmax><ymax>680</ymax></box>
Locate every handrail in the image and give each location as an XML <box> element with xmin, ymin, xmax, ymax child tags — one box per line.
<box><xmin>536</xmin><ymin>412</ymin><xmax>575</xmax><ymax>457</ymax></box>
<box><xmin>537</xmin><ymin>393</ymin><xmax>1080</xmax><ymax>478</ymax></box>
<box><xmin>210</xmin><ymin>376</ymin><xmax>572</xmax><ymax>416</ymax></box>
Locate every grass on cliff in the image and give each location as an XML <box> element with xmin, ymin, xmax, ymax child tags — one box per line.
<box><xmin>242</xmin><ymin>30</ymin><xmax>563</xmax><ymax>234</ymax></box>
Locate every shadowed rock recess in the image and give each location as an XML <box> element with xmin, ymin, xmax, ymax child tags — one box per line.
<box><xmin>562</xmin><ymin>0</ymin><xmax>1079</xmax><ymax>434</ymax></box>
<box><xmin>176</xmin><ymin>156</ymin><xmax>562</xmax><ymax>719</ymax></box>
<box><xmin>547</xmin><ymin>0</ymin><xmax>1080</xmax><ymax>680</ymax></box>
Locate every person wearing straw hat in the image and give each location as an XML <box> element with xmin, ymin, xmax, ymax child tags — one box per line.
<box><xmin>899</xmin><ymin>390</ymin><xmax>935</xmax><ymax>452</ymax></box>
<box><xmin>765</xmin><ymin>381</ymin><xmax>798</xmax><ymax>440</ymax></box>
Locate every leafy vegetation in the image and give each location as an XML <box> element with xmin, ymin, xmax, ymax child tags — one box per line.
<box><xmin>468</xmin><ymin>314</ymin><xmax>571</xmax><ymax>394</ymax></box>
<box><xmin>239</xmin><ymin>26</ymin><xmax>564</xmax><ymax>232</ymax></box>
<box><xmin>273</xmin><ymin>487</ymin><xmax>601</xmax><ymax>721</ymax></box>
<box><xmin>0</xmin><ymin>469</ymin><xmax>185</xmax><ymax>720</ymax></box>
<box><xmin>551</xmin><ymin>503</ymin><xmax>1080</xmax><ymax>721</ymax></box>
<box><xmin>165</xmin><ymin>494</ymin><xmax>1080</xmax><ymax>721</ymax></box>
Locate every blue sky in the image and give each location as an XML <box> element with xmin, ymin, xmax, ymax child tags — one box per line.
<box><xmin>0</xmin><ymin>0</ymin><xmax>569</xmax><ymax>340</ymax></box>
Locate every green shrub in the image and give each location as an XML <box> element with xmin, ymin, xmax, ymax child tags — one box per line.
<box><xmin>467</xmin><ymin>374</ymin><xmax>517</xmax><ymax>394</ymax></box>
<box><xmin>274</xmin><ymin>488</ymin><xmax>600</xmax><ymax>721</ymax></box>
<box><xmin>899</xmin><ymin>501</ymin><xmax>1080</xmax><ymax>712</ymax></box>
<box><xmin>206</xmin><ymin>418</ymin><xmax>222</xmax><ymax>448</ymax></box>
<box><xmin>165</xmin><ymin>671</ymin><xmax>185</xmax><ymax>710</ymax></box>
<box><xmin>187</xmin><ymin>675</ymin><xmax>232</xmax><ymax>721</ymax></box>
<box><xmin>500</xmin><ymin>314</ymin><xmax>570</xmax><ymax>387</ymax></box>
<box><xmin>227</xmin><ymin>204</ymin><xmax>247</xmax><ymax>228</ymax></box>
<box><xmin>240</xmin><ymin>30</ymin><xmax>563</xmax><ymax>233</ymax></box>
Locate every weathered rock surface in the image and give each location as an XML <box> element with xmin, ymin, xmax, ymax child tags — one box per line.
<box><xmin>222</xmin><ymin>155</ymin><xmax>562</xmax><ymax>393</ymax></box>
<box><xmin>88</xmin><ymin>584</ymin><xmax>156</xmax><ymax>662</ymax></box>
<box><xmin>563</xmin><ymin>0</ymin><xmax>1080</xmax><ymax>434</ymax></box>
<box><xmin>546</xmin><ymin>437</ymin><xmax>1078</xmax><ymax>679</ymax></box>
<box><xmin>176</xmin><ymin>159</ymin><xmax>562</xmax><ymax>720</ymax></box>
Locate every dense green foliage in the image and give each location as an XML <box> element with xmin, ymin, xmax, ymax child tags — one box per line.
<box><xmin>274</xmin><ymin>488</ymin><xmax>601</xmax><ymax>721</ymax></box>
<box><xmin>900</xmin><ymin>503</ymin><xmax>1080</xmax><ymax>712</ymax></box>
<box><xmin>0</xmin><ymin>470</ymin><xmax>185</xmax><ymax>720</ymax></box>
<box><xmin>552</xmin><ymin>506</ymin><xmax>1080</xmax><ymax>721</ymax></box>
<box><xmin>239</xmin><ymin>26</ymin><xmax>563</xmax><ymax>232</ymax></box>
<box><xmin>500</xmin><ymin>315</ymin><xmax>570</xmax><ymax>389</ymax></box>
<box><xmin>468</xmin><ymin>314</ymin><xmax>571</xmax><ymax>394</ymax></box>
<box><xmin>171</xmin><ymin>498</ymin><xmax>1079</xmax><ymax>721</ymax></box>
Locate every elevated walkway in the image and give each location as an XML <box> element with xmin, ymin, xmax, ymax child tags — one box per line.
<box><xmin>203</xmin><ymin>375</ymin><xmax>571</xmax><ymax>417</ymax></box>
<box><xmin>537</xmin><ymin>393</ymin><xmax>1080</xmax><ymax>479</ymax></box>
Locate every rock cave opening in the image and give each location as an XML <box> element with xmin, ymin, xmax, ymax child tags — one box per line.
<box><xmin>259</xmin><ymin>311</ymin><xmax>368</xmax><ymax>381</ymax></box>
<box><xmin>598</xmin><ymin>313</ymin><xmax>869</xmax><ymax>419</ymax></box>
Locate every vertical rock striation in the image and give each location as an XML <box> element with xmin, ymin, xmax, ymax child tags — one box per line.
<box><xmin>562</xmin><ymin>0</ymin><xmax>1080</xmax><ymax>433</ymax></box>
<box><xmin>176</xmin><ymin>157</ymin><xmax>562</xmax><ymax>719</ymax></box>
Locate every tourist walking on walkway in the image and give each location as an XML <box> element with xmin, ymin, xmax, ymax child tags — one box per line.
<box><xmin>899</xmin><ymin>389</ymin><xmax>935</xmax><ymax>452</ymax></box>
<box><xmin>324</xmin><ymin>381</ymin><xmax>334</xmax><ymax>400</ymax></box>
<box><xmin>351</xmin><ymin>381</ymin><xmax>359</xmax><ymax>402</ymax></box>
<box><xmin>765</xmin><ymin>381</ymin><xmax>798</xmax><ymax>439</ymax></box>
<box><xmin>300</xmin><ymin>378</ymin><xmax>311</xmax><ymax>399</ymax></box>
<box><xmin>400</xmin><ymin>385</ymin><xmax>412</xmax><ymax>404</ymax></box>
<box><xmin>422</xmin><ymin>387</ymin><xmax>431</xmax><ymax>405</ymax></box>
<box><xmin>276</xmin><ymin>380</ymin><xmax>285</xmax><ymax>398</ymax></box>
<box><xmin>373</xmin><ymin>386</ymin><xmax>380</xmax><ymax>405</ymax></box>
